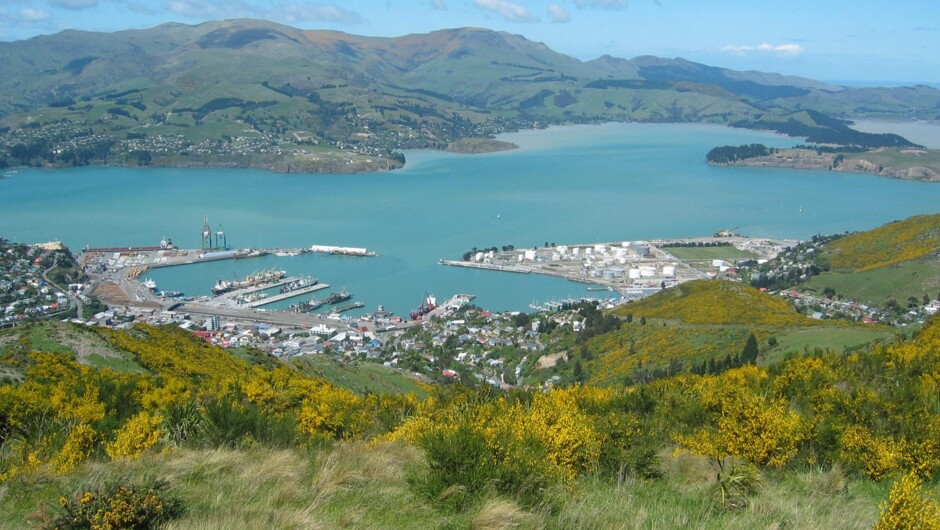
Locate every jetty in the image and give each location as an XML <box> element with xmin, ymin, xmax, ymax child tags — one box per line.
<box><xmin>243</xmin><ymin>283</ymin><xmax>329</xmax><ymax>308</ymax></box>
<box><xmin>310</xmin><ymin>244</ymin><xmax>377</xmax><ymax>257</ymax></box>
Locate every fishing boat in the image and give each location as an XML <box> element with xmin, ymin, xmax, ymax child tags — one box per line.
<box><xmin>323</xmin><ymin>289</ymin><xmax>352</xmax><ymax>305</ymax></box>
<box><xmin>211</xmin><ymin>268</ymin><xmax>286</xmax><ymax>295</ymax></box>
<box><xmin>279</xmin><ymin>276</ymin><xmax>318</xmax><ymax>294</ymax></box>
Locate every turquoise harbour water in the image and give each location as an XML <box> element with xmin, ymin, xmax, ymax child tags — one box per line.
<box><xmin>2</xmin><ymin>122</ymin><xmax>939</xmax><ymax>316</ymax></box>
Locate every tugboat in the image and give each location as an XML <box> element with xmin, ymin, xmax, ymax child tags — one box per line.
<box><xmin>410</xmin><ymin>293</ymin><xmax>437</xmax><ymax>321</ymax></box>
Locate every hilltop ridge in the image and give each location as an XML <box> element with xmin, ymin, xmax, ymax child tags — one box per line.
<box><xmin>1</xmin><ymin>19</ymin><xmax>939</xmax><ymax>172</ymax></box>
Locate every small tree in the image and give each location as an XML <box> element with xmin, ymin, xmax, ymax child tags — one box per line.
<box><xmin>741</xmin><ymin>334</ymin><xmax>759</xmax><ymax>365</ymax></box>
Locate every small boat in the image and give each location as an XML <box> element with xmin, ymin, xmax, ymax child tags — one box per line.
<box><xmin>142</xmin><ymin>278</ymin><xmax>157</xmax><ymax>291</ymax></box>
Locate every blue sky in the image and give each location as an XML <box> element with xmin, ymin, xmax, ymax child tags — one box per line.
<box><xmin>2</xmin><ymin>0</ymin><xmax>938</xmax><ymax>85</ymax></box>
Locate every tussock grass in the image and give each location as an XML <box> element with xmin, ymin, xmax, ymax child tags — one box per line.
<box><xmin>0</xmin><ymin>443</ymin><xmax>890</xmax><ymax>529</ymax></box>
<box><xmin>471</xmin><ymin>498</ymin><xmax>540</xmax><ymax>529</ymax></box>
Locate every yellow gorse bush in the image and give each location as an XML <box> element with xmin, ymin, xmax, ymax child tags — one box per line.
<box><xmin>105</xmin><ymin>411</ymin><xmax>162</xmax><ymax>460</ymax></box>
<box><xmin>677</xmin><ymin>366</ymin><xmax>806</xmax><ymax>468</ymax></box>
<box><xmin>614</xmin><ymin>280</ymin><xmax>815</xmax><ymax>326</ymax></box>
<box><xmin>51</xmin><ymin>424</ymin><xmax>97</xmax><ymax>475</ymax></box>
<box><xmin>828</xmin><ymin>213</ymin><xmax>940</xmax><ymax>272</ymax></box>
<box><xmin>874</xmin><ymin>472</ymin><xmax>940</xmax><ymax>530</ymax></box>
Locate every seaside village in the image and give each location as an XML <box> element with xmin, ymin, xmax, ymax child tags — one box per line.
<box><xmin>4</xmin><ymin>233</ymin><xmax>940</xmax><ymax>385</ymax></box>
<box><xmin>0</xmin><ymin>240</ymin><xmax>85</xmax><ymax>326</ymax></box>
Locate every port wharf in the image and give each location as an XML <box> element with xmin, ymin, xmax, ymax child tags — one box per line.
<box><xmin>441</xmin><ymin>236</ymin><xmax>797</xmax><ymax>294</ymax></box>
<box><xmin>79</xmin><ymin>239</ymin><xmax>477</xmax><ymax>338</ymax></box>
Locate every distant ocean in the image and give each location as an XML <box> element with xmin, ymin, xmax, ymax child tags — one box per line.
<box><xmin>2</xmin><ymin>123</ymin><xmax>939</xmax><ymax>315</ymax></box>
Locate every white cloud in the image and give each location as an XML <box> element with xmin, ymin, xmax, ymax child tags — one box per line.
<box><xmin>281</xmin><ymin>4</ymin><xmax>363</xmax><ymax>24</ymax></box>
<box><xmin>19</xmin><ymin>7</ymin><xmax>53</xmax><ymax>20</ymax></box>
<box><xmin>166</xmin><ymin>1</ymin><xmax>362</xmax><ymax>24</ymax></box>
<box><xmin>48</xmin><ymin>0</ymin><xmax>98</xmax><ymax>10</ymax></box>
<box><xmin>429</xmin><ymin>0</ymin><xmax>447</xmax><ymax>10</ymax></box>
<box><xmin>547</xmin><ymin>3</ymin><xmax>570</xmax><ymax>22</ymax></box>
<box><xmin>574</xmin><ymin>0</ymin><xmax>628</xmax><ymax>10</ymax></box>
<box><xmin>474</xmin><ymin>0</ymin><xmax>538</xmax><ymax>22</ymax></box>
<box><xmin>722</xmin><ymin>42</ymin><xmax>805</xmax><ymax>56</ymax></box>
<box><xmin>166</xmin><ymin>0</ymin><xmax>243</xmax><ymax>18</ymax></box>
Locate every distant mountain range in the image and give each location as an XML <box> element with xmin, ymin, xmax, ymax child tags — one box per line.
<box><xmin>1</xmin><ymin>19</ymin><xmax>938</xmax><ymax>172</ymax></box>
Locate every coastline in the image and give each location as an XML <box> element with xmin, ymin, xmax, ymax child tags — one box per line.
<box><xmin>709</xmin><ymin>147</ymin><xmax>940</xmax><ymax>182</ymax></box>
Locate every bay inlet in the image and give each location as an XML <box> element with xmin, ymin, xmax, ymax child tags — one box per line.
<box><xmin>2</xmin><ymin>122</ymin><xmax>939</xmax><ymax>316</ymax></box>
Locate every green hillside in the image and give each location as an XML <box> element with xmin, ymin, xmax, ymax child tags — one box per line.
<box><xmin>825</xmin><ymin>213</ymin><xmax>940</xmax><ymax>272</ymax></box>
<box><xmin>0</xmin><ymin>321</ymin><xmax>425</xmax><ymax>395</ymax></box>
<box><xmin>792</xmin><ymin>214</ymin><xmax>940</xmax><ymax>308</ymax></box>
<box><xmin>1</xmin><ymin>19</ymin><xmax>939</xmax><ymax>172</ymax></box>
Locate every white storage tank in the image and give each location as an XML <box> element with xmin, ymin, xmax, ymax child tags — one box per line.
<box><xmin>662</xmin><ymin>266</ymin><xmax>676</xmax><ymax>277</ymax></box>
<box><xmin>641</xmin><ymin>269</ymin><xmax>656</xmax><ymax>278</ymax></box>
<box><xmin>633</xmin><ymin>245</ymin><xmax>650</xmax><ymax>257</ymax></box>
<box><xmin>524</xmin><ymin>250</ymin><xmax>537</xmax><ymax>260</ymax></box>
<box><xmin>629</xmin><ymin>269</ymin><xmax>642</xmax><ymax>279</ymax></box>
<box><xmin>475</xmin><ymin>252</ymin><xmax>484</xmax><ymax>262</ymax></box>
<box><xmin>602</xmin><ymin>270</ymin><xmax>615</xmax><ymax>280</ymax></box>
<box><xmin>518</xmin><ymin>254</ymin><xmax>525</xmax><ymax>262</ymax></box>
<box><xmin>610</xmin><ymin>267</ymin><xmax>625</xmax><ymax>278</ymax></box>
<box><xmin>712</xmin><ymin>259</ymin><xmax>725</xmax><ymax>267</ymax></box>
<box><xmin>551</xmin><ymin>252</ymin><xmax>561</xmax><ymax>261</ymax></box>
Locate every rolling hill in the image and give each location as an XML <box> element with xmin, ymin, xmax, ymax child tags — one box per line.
<box><xmin>799</xmin><ymin>214</ymin><xmax>940</xmax><ymax>307</ymax></box>
<box><xmin>1</xmin><ymin>19</ymin><xmax>939</xmax><ymax>172</ymax></box>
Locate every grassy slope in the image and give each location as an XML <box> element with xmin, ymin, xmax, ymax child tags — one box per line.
<box><xmin>589</xmin><ymin>280</ymin><xmax>888</xmax><ymax>384</ymax></box>
<box><xmin>824</xmin><ymin>213</ymin><xmax>940</xmax><ymax>272</ymax></box>
<box><xmin>0</xmin><ymin>443</ymin><xmax>887</xmax><ymax>529</ymax></box>
<box><xmin>614</xmin><ymin>280</ymin><xmax>816</xmax><ymax>326</ymax></box>
<box><xmin>663</xmin><ymin>246</ymin><xmax>758</xmax><ymax>261</ymax></box>
<box><xmin>796</xmin><ymin>213</ymin><xmax>940</xmax><ymax>305</ymax></box>
<box><xmin>802</xmin><ymin>260</ymin><xmax>940</xmax><ymax>308</ymax></box>
<box><xmin>0</xmin><ymin>322</ymin><xmax>425</xmax><ymax>396</ymax></box>
<box><xmin>845</xmin><ymin>147</ymin><xmax>940</xmax><ymax>170</ymax></box>
<box><xmin>292</xmin><ymin>356</ymin><xmax>432</xmax><ymax>397</ymax></box>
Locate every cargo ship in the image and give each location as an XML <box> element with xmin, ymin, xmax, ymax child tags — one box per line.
<box><xmin>211</xmin><ymin>268</ymin><xmax>286</xmax><ymax>295</ymax></box>
<box><xmin>410</xmin><ymin>293</ymin><xmax>437</xmax><ymax>321</ymax></box>
<box><xmin>323</xmin><ymin>289</ymin><xmax>352</xmax><ymax>305</ymax></box>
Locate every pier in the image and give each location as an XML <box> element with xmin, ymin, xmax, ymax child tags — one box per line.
<box><xmin>309</xmin><ymin>244</ymin><xmax>377</xmax><ymax>257</ymax></box>
<box><xmin>244</xmin><ymin>283</ymin><xmax>329</xmax><ymax>308</ymax></box>
<box><xmin>332</xmin><ymin>302</ymin><xmax>365</xmax><ymax>314</ymax></box>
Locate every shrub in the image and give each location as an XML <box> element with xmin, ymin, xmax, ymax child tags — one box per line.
<box><xmin>874</xmin><ymin>472</ymin><xmax>940</xmax><ymax>530</ymax></box>
<box><xmin>41</xmin><ymin>478</ymin><xmax>184</xmax><ymax>530</ymax></box>
<box><xmin>410</xmin><ymin>421</ymin><xmax>555</xmax><ymax>510</ymax></box>
<box><xmin>105</xmin><ymin>411</ymin><xmax>162</xmax><ymax>460</ymax></box>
